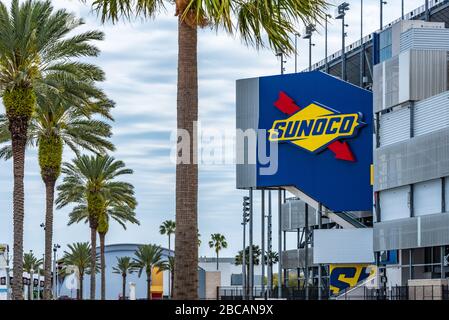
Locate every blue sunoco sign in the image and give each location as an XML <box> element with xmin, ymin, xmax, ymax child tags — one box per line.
<box><xmin>236</xmin><ymin>71</ymin><xmax>373</xmax><ymax>212</ymax></box>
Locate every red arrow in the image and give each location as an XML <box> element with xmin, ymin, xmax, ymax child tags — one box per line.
<box><xmin>273</xmin><ymin>91</ymin><xmax>356</xmax><ymax>162</ymax></box>
<box><xmin>328</xmin><ymin>141</ymin><xmax>355</xmax><ymax>162</ymax></box>
<box><xmin>274</xmin><ymin>91</ymin><xmax>301</xmax><ymax>115</ymax></box>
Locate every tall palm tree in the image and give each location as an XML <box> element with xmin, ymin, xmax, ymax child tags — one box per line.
<box><xmin>56</xmin><ymin>155</ymin><xmax>135</xmax><ymax>300</ymax></box>
<box><xmin>82</xmin><ymin>0</ymin><xmax>326</xmax><ymax>299</ymax></box>
<box><xmin>23</xmin><ymin>252</ymin><xmax>43</xmax><ymax>300</ymax></box>
<box><xmin>208</xmin><ymin>234</ymin><xmax>228</xmax><ymax>270</ymax></box>
<box><xmin>0</xmin><ymin>85</ymin><xmax>115</xmax><ymax>299</ymax></box>
<box><xmin>61</xmin><ymin>242</ymin><xmax>98</xmax><ymax>300</ymax></box>
<box><xmin>159</xmin><ymin>220</ymin><xmax>176</xmax><ymax>251</ymax></box>
<box><xmin>68</xmin><ymin>201</ymin><xmax>139</xmax><ymax>300</ymax></box>
<box><xmin>0</xmin><ymin>0</ymin><xmax>106</xmax><ymax>300</ymax></box>
<box><xmin>112</xmin><ymin>256</ymin><xmax>136</xmax><ymax>300</ymax></box>
<box><xmin>159</xmin><ymin>220</ymin><xmax>175</xmax><ymax>297</ymax></box>
<box><xmin>133</xmin><ymin>244</ymin><xmax>166</xmax><ymax>300</ymax></box>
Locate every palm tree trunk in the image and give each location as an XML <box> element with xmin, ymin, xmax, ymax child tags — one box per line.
<box><xmin>79</xmin><ymin>274</ymin><xmax>84</xmax><ymax>300</ymax></box>
<box><xmin>11</xmin><ymin>123</ymin><xmax>27</xmax><ymax>300</ymax></box>
<box><xmin>99</xmin><ymin>232</ymin><xmax>106</xmax><ymax>300</ymax></box>
<box><xmin>89</xmin><ymin>224</ymin><xmax>97</xmax><ymax>300</ymax></box>
<box><xmin>43</xmin><ymin>178</ymin><xmax>56</xmax><ymax>300</ymax></box>
<box><xmin>173</xmin><ymin>15</ymin><xmax>199</xmax><ymax>301</ymax></box>
<box><xmin>122</xmin><ymin>274</ymin><xmax>126</xmax><ymax>300</ymax></box>
<box><xmin>147</xmin><ymin>272</ymin><xmax>152</xmax><ymax>300</ymax></box>
<box><xmin>168</xmin><ymin>235</ymin><xmax>171</xmax><ymax>297</ymax></box>
<box><xmin>216</xmin><ymin>252</ymin><xmax>219</xmax><ymax>270</ymax></box>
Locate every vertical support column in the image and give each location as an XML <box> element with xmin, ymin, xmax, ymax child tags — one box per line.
<box><xmin>401</xmin><ymin>0</ymin><xmax>405</xmax><ymax>20</ymax></box>
<box><xmin>249</xmin><ymin>188</ymin><xmax>254</xmax><ymax>300</ymax></box>
<box><xmin>425</xmin><ymin>0</ymin><xmax>430</xmax><ymax>22</ymax></box>
<box><xmin>268</xmin><ymin>191</ymin><xmax>273</xmax><ymax>294</ymax></box>
<box><xmin>304</xmin><ymin>203</ymin><xmax>309</xmax><ymax>300</ymax></box>
<box><xmin>441</xmin><ymin>246</ymin><xmax>445</xmax><ymax>279</ymax></box>
<box><xmin>278</xmin><ymin>190</ymin><xmax>282</xmax><ymax>298</ymax></box>
<box><xmin>242</xmin><ymin>206</ymin><xmax>246</xmax><ymax>300</ymax></box>
<box><xmin>297</xmin><ymin>228</ymin><xmax>301</xmax><ymax>290</ymax></box>
<box><xmin>325</xmin><ymin>15</ymin><xmax>329</xmax><ymax>73</ymax></box>
<box><xmin>360</xmin><ymin>0</ymin><xmax>365</xmax><ymax>88</ymax></box>
<box><xmin>409</xmin><ymin>249</ymin><xmax>413</xmax><ymax>281</ymax></box>
<box><xmin>318</xmin><ymin>203</ymin><xmax>323</xmax><ymax>300</ymax></box>
<box><xmin>261</xmin><ymin>190</ymin><xmax>266</xmax><ymax>298</ymax></box>
<box><xmin>341</xmin><ymin>17</ymin><xmax>346</xmax><ymax>81</ymax></box>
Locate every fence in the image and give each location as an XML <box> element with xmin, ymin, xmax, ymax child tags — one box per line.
<box><xmin>362</xmin><ymin>285</ymin><xmax>448</xmax><ymax>300</ymax></box>
<box><xmin>217</xmin><ymin>286</ymin><xmax>329</xmax><ymax>300</ymax></box>
<box><xmin>218</xmin><ymin>285</ymin><xmax>449</xmax><ymax>301</ymax></box>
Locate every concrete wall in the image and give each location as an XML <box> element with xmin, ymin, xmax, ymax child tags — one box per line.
<box><xmin>205</xmin><ymin>272</ymin><xmax>221</xmax><ymax>300</ymax></box>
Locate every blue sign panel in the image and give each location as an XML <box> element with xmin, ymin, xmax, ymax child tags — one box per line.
<box><xmin>256</xmin><ymin>71</ymin><xmax>373</xmax><ymax>212</ymax></box>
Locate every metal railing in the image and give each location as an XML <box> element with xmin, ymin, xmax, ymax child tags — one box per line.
<box><xmin>365</xmin><ymin>285</ymin><xmax>449</xmax><ymax>300</ymax></box>
<box><xmin>217</xmin><ymin>286</ymin><xmax>330</xmax><ymax>300</ymax></box>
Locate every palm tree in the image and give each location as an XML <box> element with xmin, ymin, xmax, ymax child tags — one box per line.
<box><xmin>159</xmin><ymin>220</ymin><xmax>176</xmax><ymax>251</ymax></box>
<box><xmin>265</xmin><ymin>251</ymin><xmax>279</xmax><ymax>290</ymax></box>
<box><xmin>0</xmin><ymin>85</ymin><xmax>115</xmax><ymax>300</ymax></box>
<box><xmin>68</xmin><ymin>201</ymin><xmax>139</xmax><ymax>300</ymax></box>
<box><xmin>56</xmin><ymin>155</ymin><xmax>135</xmax><ymax>300</ymax></box>
<box><xmin>133</xmin><ymin>244</ymin><xmax>166</xmax><ymax>300</ymax></box>
<box><xmin>61</xmin><ymin>242</ymin><xmax>98</xmax><ymax>300</ymax></box>
<box><xmin>82</xmin><ymin>0</ymin><xmax>326</xmax><ymax>299</ymax></box>
<box><xmin>23</xmin><ymin>252</ymin><xmax>43</xmax><ymax>300</ymax></box>
<box><xmin>159</xmin><ymin>220</ymin><xmax>175</xmax><ymax>296</ymax></box>
<box><xmin>112</xmin><ymin>257</ymin><xmax>136</xmax><ymax>300</ymax></box>
<box><xmin>208</xmin><ymin>234</ymin><xmax>228</xmax><ymax>270</ymax></box>
<box><xmin>235</xmin><ymin>245</ymin><xmax>261</xmax><ymax>293</ymax></box>
<box><xmin>0</xmin><ymin>0</ymin><xmax>106</xmax><ymax>300</ymax></box>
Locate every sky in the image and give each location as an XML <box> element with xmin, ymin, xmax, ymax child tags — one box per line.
<box><xmin>0</xmin><ymin>0</ymin><xmax>426</xmax><ymax>261</ymax></box>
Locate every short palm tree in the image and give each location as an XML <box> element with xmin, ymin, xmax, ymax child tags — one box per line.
<box><xmin>112</xmin><ymin>256</ymin><xmax>136</xmax><ymax>300</ymax></box>
<box><xmin>208</xmin><ymin>234</ymin><xmax>228</xmax><ymax>270</ymax></box>
<box><xmin>0</xmin><ymin>0</ymin><xmax>106</xmax><ymax>300</ymax></box>
<box><xmin>133</xmin><ymin>244</ymin><xmax>166</xmax><ymax>300</ymax></box>
<box><xmin>62</xmin><ymin>242</ymin><xmax>98</xmax><ymax>300</ymax></box>
<box><xmin>56</xmin><ymin>155</ymin><xmax>135</xmax><ymax>300</ymax></box>
<box><xmin>265</xmin><ymin>251</ymin><xmax>279</xmax><ymax>289</ymax></box>
<box><xmin>0</xmin><ymin>85</ymin><xmax>114</xmax><ymax>299</ymax></box>
<box><xmin>159</xmin><ymin>220</ymin><xmax>175</xmax><ymax>296</ymax></box>
<box><xmin>83</xmin><ymin>0</ymin><xmax>327</xmax><ymax>299</ymax></box>
<box><xmin>23</xmin><ymin>252</ymin><xmax>42</xmax><ymax>300</ymax></box>
<box><xmin>235</xmin><ymin>245</ymin><xmax>261</xmax><ymax>293</ymax></box>
<box><xmin>68</xmin><ymin>201</ymin><xmax>139</xmax><ymax>300</ymax></box>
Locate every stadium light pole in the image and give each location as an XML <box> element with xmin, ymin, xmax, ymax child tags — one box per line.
<box><xmin>425</xmin><ymin>0</ymin><xmax>429</xmax><ymax>21</ymax></box>
<box><xmin>380</xmin><ymin>1</ymin><xmax>387</xmax><ymax>30</ymax></box>
<box><xmin>5</xmin><ymin>245</ymin><xmax>10</xmax><ymax>300</ymax></box>
<box><xmin>336</xmin><ymin>2</ymin><xmax>350</xmax><ymax>81</ymax></box>
<box><xmin>402</xmin><ymin>0</ymin><xmax>405</xmax><ymax>20</ymax></box>
<box><xmin>276</xmin><ymin>49</ymin><xmax>286</xmax><ymax>75</ymax></box>
<box><xmin>249</xmin><ymin>188</ymin><xmax>254</xmax><ymax>300</ymax></box>
<box><xmin>303</xmin><ymin>24</ymin><xmax>315</xmax><ymax>71</ymax></box>
<box><xmin>277</xmin><ymin>190</ymin><xmax>282</xmax><ymax>298</ymax></box>
<box><xmin>360</xmin><ymin>0</ymin><xmax>365</xmax><ymax>87</ymax></box>
<box><xmin>325</xmin><ymin>14</ymin><xmax>332</xmax><ymax>73</ymax></box>
<box><xmin>242</xmin><ymin>196</ymin><xmax>250</xmax><ymax>299</ymax></box>
<box><xmin>261</xmin><ymin>190</ymin><xmax>265</xmax><ymax>298</ymax></box>
<box><xmin>53</xmin><ymin>244</ymin><xmax>60</xmax><ymax>299</ymax></box>
<box><xmin>267</xmin><ymin>191</ymin><xmax>273</xmax><ymax>295</ymax></box>
<box><xmin>294</xmin><ymin>33</ymin><xmax>301</xmax><ymax>73</ymax></box>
